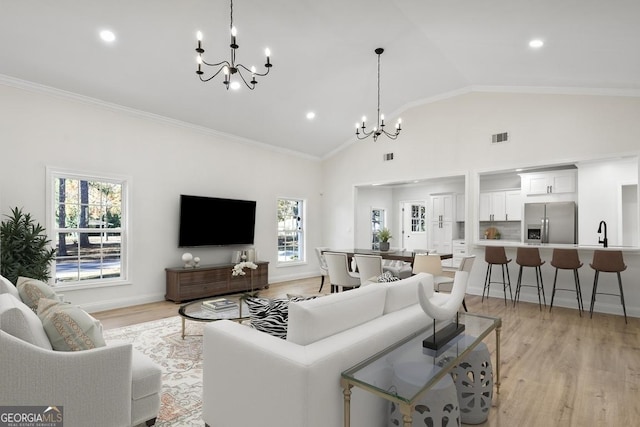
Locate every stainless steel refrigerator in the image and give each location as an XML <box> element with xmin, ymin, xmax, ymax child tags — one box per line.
<box><xmin>524</xmin><ymin>202</ymin><xmax>577</xmax><ymax>244</ymax></box>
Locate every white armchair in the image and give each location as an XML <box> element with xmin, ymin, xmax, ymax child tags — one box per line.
<box><xmin>0</xmin><ymin>287</ymin><xmax>161</xmax><ymax>427</ymax></box>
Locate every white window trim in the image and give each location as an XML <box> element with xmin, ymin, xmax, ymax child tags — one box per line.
<box><xmin>46</xmin><ymin>166</ymin><xmax>132</xmax><ymax>289</ymax></box>
<box><xmin>276</xmin><ymin>197</ymin><xmax>306</xmax><ymax>266</ymax></box>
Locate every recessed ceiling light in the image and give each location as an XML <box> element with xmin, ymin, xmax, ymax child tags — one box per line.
<box><xmin>306</xmin><ymin>112</ymin><xmax>316</xmax><ymax>120</ymax></box>
<box><xmin>100</xmin><ymin>30</ymin><xmax>116</xmax><ymax>43</ymax></box>
<box><xmin>529</xmin><ymin>39</ymin><xmax>544</xmax><ymax>48</ymax></box>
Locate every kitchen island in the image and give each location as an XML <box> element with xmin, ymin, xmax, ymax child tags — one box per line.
<box><xmin>467</xmin><ymin>240</ymin><xmax>639</xmax><ymax>320</ymax></box>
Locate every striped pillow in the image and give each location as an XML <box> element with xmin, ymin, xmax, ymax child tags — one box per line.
<box><xmin>244</xmin><ymin>297</ymin><xmax>289</xmax><ymax>339</ymax></box>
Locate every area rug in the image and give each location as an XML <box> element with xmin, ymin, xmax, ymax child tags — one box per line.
<box><xmin>103</xmin><ymin>316</ymin><xmax>205</xmax><ymax>426</ymax></box>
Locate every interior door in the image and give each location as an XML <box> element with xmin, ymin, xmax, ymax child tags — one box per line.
<box><xmin>401</xmin><ymin>201</ymin><xmax>427</xmax><ymax>251</ymax></box>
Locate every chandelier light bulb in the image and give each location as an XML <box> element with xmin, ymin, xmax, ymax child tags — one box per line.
<box><xmin>196</xmin><ymin>31</ymin><xmax>203</xmax><ymax>41</ymax></box>
<box><xmin>362</xmin><ymin>116</ymin><xmax>367</xmax><ymax>123</ymax></box>
<box><xmin>355</xmin><ymin>123</ymin><xmax>359</xmax><ymax>129</ymax></box>
<box><xmin>223</xmin><ymin>66</ymin><xmax>229</xmax><ymax>75</ymax></box>
<box><xmin>380</xmin><ymin>114</ymin><xmax>385</xmax><ymax>120</ymax></box>
<box><xmin>196</xmin><ymin>55</ymin><xmax>202</xmax><ymax>64</ymax></box>
<box><xmin>231</xmin><ymin>26</ymin><xmax>237</xmax><ymax>36</ymax></box>
<box><xmin>265</xmin><ymin>48</ymin><xmax>271</xmax><ymax>57</ymax></box>
<box><xmin>230</xmin><ymin>81</ymin><xmax>241</xmax><ymax>90</ymax></box>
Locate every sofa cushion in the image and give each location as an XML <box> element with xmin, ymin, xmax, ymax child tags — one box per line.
<box><xmin>37</xmin><ymin>298</ymin><xmax>106</xmax><ymax>351</ymax></box>
<box><xmin>287</xmin><ymin>284</ymin><xmax>386</xmax><ymax>345</ymax></box>
<box><xmin>0</xmin><ymin>293</ymin><xmax>53</xmax><ymax>349</ymax></box>
<box><xmin>245</xmin><ymin>297</ymin><xmax>290</xmax><ymax>339</ymax></box>
<box><xmin>16</xmin><ymin>276</ymin><xmax>58</xmax><ymax>311</ymax></box>
<box><xmin>383</xmin><ymin>273</ymin><xmax>434</xmax><ymax>314</ymax></box>
<box><xmin>0</xmin><ymin>275</ymin><xmax>21</xmax><ymax>300</ymax></box>
<box><xmin>131</xmin><ymin>350</ymin><xmax>163</xmax><ymax>400</ymax></box>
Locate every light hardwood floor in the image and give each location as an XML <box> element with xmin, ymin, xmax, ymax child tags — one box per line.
<box><xmin>93</xmin><ymin>277</ymin><xmax>640</xmax><ymax>426</ymax></box>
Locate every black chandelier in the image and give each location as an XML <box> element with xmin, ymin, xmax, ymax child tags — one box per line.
<box><xmin>195</xmin><ymin>0</ymin><xmax>272</xmax><ymax>90</ymax></box>
<box><xmin>356</xmin><ymin>48</ymin><xmax>402</xmax><ymax>141</ymax></box>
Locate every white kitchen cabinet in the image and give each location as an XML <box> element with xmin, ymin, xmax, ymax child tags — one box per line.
<box><xmin>429</xmin><ymin>220</ymin><xmax>453</xmax><ymax>257</ymax></box>
<box><xmin>505</xmin><ymin>190</ymin><xmax>522</xmax><ymax>221</ymax></box>
<box><xmin>450</xmin><ymin>239</ymin><xmax>468</xmax><ymax>268</ymax></box>
<box><xmin>430</xmin><ymin>194</ymin><xmax>454</xmax><ymax>223</ymax></box>
<box><xmin>479</xmin><ymin>191</ymin><xmax>506</xmax><ymax>221</ymax></box>
<box><xmin>480</xmin><ymin>190</ymin><xmax>521</xmax><ymax>221</ymax></box>
<box><xmin>522</xmin><ymin>170</ymin><xmax>576</xmax><ymax>195</ymax></box>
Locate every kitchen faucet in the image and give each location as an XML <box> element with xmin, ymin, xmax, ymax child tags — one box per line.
<box><xmin>597</xmin><ymin>220</ymin><xmax>608</xmax><ymax>248</ymax></box>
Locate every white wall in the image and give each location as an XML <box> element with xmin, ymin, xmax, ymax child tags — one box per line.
<box><xmin>0</xmin><ymin>84</ymin><xmax>323</xmax><ymax>311</ymax></box>
<box><xmin>578</xmin><ymin>157</ymin><xmax>639</xmax><ymax>246</ymax></box>
<box><xmin>354</xmin><ymin>186</ymin><xmax>393</xmax><ymax>249</ymax></box>
<box><xmin>322</xmin><ymin>91</ymin><xmax>640</xmax><ymax>317</ymax></box>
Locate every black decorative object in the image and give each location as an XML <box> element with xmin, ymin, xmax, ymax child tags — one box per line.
<box><xmin>355</xmin><ymin>48</ymin><xmax>402</xmax><ymax>141</ymax></box>
<box><xmin>422</xmin><ymin>313</ymin><xmax>465</xmax><ymax>351</ymax></box>
<box><xmin>195</xmin><ymin>0</ymin><xmax>272</xmax><ymax>90</ymax></box>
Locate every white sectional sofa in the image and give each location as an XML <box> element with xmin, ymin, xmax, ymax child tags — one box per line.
<box><xmin>203</xmin><ymin>272</ymin><xmax>439</xmax><ymax>427</ymax></box>
<box><xmin>0</xmin><ymin>275</ymin><xmax>162</xmax><ymax>427</ymax></box>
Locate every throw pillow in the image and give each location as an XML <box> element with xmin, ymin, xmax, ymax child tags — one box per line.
<box><xmin>377</xmin><ymin>271</ymin><xmax>400</xmax><ymax>282</ymax></box>
<box><xmin>244</xmin><ymin>296</ymin><xmax>290</xmax><ymax>339</ymax></box>
<box><xmin>37</xmin><ymin>298</ymin><xmax>106</xmax><ymax>351</ymax></box>
<box><xmin>16</xmin><ymin>276</ymin><xmax>59</xmax><ymax>311</ymax></box>
<box><xmin>0</xmin><ymin>293</ymin><xmax>53</xmax><ymax>349</ymax></box>
<box><xmin>0</xmin><ymin>274</ymin><xmax>21</xmax><ymax>299</ymax></box>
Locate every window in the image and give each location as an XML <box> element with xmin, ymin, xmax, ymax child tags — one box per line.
<box><xmin>371</xmin><ymin>208</ymin><xmax>386</xmax><ymax>250</ymax></box>
<box><xmin>47</xmin><ymin>169</ymin><xmax>128</xmax><ymax>287</ymax></box>
<box><xmin>410</xmin><ymin>204</ymin><xmax>426</xmax><ymax>232</ymax></box>
<box><xmin>277</xmin><ymin>198</ymin><xmax>304</xmax><ymax>263</ymax></box>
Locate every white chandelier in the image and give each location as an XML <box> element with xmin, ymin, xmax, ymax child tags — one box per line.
<box><xmin>356</xmin><ymin>48</ymin><xmax>402</xmax><ymax>141</ymax></box>
<box><xmin>195</xmin><ymin>0</ymin><xmax>272</xmax><ymax>90</ymax></box>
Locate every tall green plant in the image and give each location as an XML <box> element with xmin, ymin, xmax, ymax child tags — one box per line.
<box><xmin>0</xmin><ymin>207</ymin><xmax>56</xmax><ymax>284</ymax></box>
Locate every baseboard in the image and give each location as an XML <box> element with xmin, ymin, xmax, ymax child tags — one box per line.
<box><xmin>80</xmin><ymin>292</ymin><xmax>166</xmax><ymax>313</ymax></box>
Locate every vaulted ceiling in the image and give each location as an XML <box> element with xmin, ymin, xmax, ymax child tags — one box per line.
<box><xmin>1</xmin><ymin>0</ymin><xmax>639</xmax><ymax>159</ymax></box>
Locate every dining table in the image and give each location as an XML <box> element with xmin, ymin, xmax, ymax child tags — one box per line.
<box><xmin>325</xmin><ymin>249</ymin><xmax>452</xmax><ymax>265</ymax></box>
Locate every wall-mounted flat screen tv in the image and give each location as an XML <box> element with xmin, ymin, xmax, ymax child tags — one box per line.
<box><xmin>179</xmin><ymin>194</ymin><xmax>256</xmax><ymax>247</ymax></box>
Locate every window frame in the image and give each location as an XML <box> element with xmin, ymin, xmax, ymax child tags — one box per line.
<box><xmin>46</xmin><ymin>167</ymin><xmax>131</xmax><ymax>289</ymax></box>
<box><xmin>276</xmin><ymin>197</ymin><xmax>306</xmax><ymax>266</ymax></box>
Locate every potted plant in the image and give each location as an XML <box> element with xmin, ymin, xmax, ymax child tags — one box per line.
<box><xmin>0</xmin><ymin>207</ymin><xmax>56</xmax><ymax>284</ymax></box>
<box><xmin>378</xmin><ymin>227</ymin><xmax>392</xmax><ymax>251</ymax></box>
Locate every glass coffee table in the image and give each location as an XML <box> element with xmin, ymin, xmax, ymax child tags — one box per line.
<box><xmin>178</xmin><ymin>296</ymin><xmax>249</xmax><ymax>339</ymax></box>
<box><xmin>341</xmin><ymin>313</ymin><xmax>501</xmax><ymax>427</ymax></box>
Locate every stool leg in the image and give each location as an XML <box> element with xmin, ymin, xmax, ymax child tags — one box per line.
<box><xmin>617</xmin><ymin>272</ymin><xmax>628</xmax><ymax>324</ymax></box>
<box><xmin>537</xmin><ymin>265</ymin><xmax>546</xmax><ymax>308</ymax></box>
<box><xmin>589</xmin><ymin>271</ymin><xmax>599</xmax><ymax>318</ymax></box>
<box><xmin>501</xmin><ymin>264</ymin><xmax>508</xmax><ymax>305</ymax></box>
<box><xmin>482</xmin><ymin>264</ymin><xmax>492</xmax><ymax>302</ymax></box>
<box><xmin>506</xmin><ymin>265</ymin><xmax>513</xmax><ymax>303</ymax></box>
<box><xmin>549</xmin><ymin>268</ymin><xmax>559</xmax><ymax>312</ymax></box>
<box><xmin>514</xmin><ymin>266</ymin><xmax>523</xmax><ymax>306</ymax></box>
<box><xmin>319</xmin><ymin>275</ymin><xmax>325</xmax><ymax>292</ymax></box>
<box><xmin>574</xmin><ymin>269</ymin><xmax>584</xmax><ymax>315</ymax></box>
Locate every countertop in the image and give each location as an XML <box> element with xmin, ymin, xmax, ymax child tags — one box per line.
<box><xmin>473</xmin><ymin>239</ymin><xmax>640</xmax><ymax>253</ymax></box>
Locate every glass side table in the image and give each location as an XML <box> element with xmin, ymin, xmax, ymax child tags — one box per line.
<box><xmin>340</xmin><ymin>313</ymin><xmax>501</xmax><ymax>427</ymax></box>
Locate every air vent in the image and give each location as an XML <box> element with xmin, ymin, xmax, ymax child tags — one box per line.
<box><xmin>491</xmin><ymin>132</ymin><xmax>509</xmax><ymax>144</ymax></box>
<box><xmin>383</xmin><ymin>153</ymin><xmax>394</xmax><ymax>161</ymax></box>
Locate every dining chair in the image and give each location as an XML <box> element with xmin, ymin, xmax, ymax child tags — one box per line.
<box><xmin>353</xmin><ymin>254</ymin><xmax>383</xmax><ymax>286</ymax></box>
<box><xmin>323</xmin><ymin>252</ymin><xmax>360</xmax><ymax>292</ymax></box>
<box><xmin>412</xmin><ymin>254</ymin><xmax>454</xmax><ymax>291</ymax></box>
<box><xmin>314</xmin><ymin>247</ymin><xmax>331</xmax><ymax>292</ymax></box>
<box><xmin>436</xmin><ymin>255</ymin><xmax>475</xmax><ymax>312</ymax></box>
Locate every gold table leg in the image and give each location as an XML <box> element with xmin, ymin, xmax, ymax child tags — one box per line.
<box><xmin>341</xmin><ymin>379</ymin><xmax>353</xmax><ymax>427</ymax></box>
<box><xmin>496</xmin><ymin>323</ymin><xmax>501</xmax><ymax>394</ymax></box>
<box><xmin>400</xmin><ymin>403</ymin><xmax>413</xmax><ymax>427</ymax></box>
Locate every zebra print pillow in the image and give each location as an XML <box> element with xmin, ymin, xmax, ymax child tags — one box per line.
<box><xmin>244</xmin><ymin>297</ymin><xmax>290</xmax><ymax>339</ymax></box>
